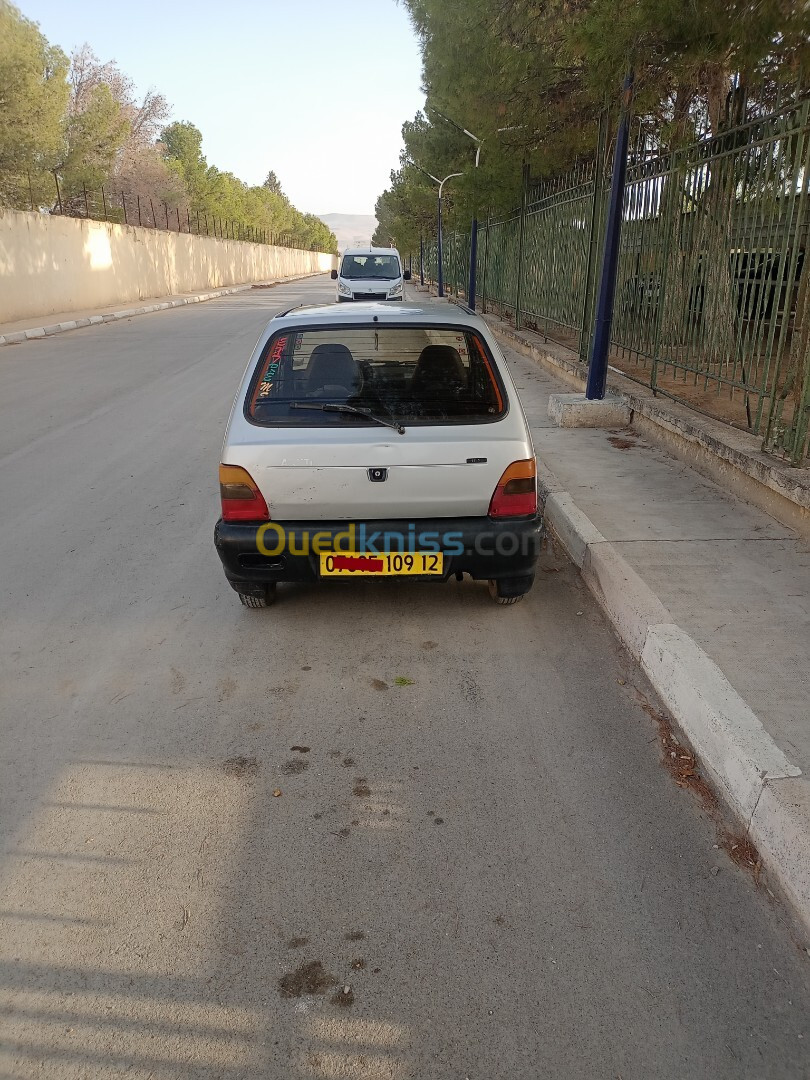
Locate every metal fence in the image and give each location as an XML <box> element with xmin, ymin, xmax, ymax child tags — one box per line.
<box><xmin>1</xmin><ymin>171</ymin><xmax>305</xmax><ymax>248</ymax></box>
<box><xmin>424</xmin><ymin>96</ymin><xmax>810</xmax><ymax>465</ymax></box>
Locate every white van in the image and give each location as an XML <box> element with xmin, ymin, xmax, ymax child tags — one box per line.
<box><xmin>331</xmin><ymin>246</ymin><xmax>411</xmax><ymax>302</ymax></box>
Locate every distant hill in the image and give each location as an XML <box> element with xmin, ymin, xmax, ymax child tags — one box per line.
<box><xmin>317</xmin><ymin>213</ymin><xmax>378</xmax><ymax>252</ymax></box>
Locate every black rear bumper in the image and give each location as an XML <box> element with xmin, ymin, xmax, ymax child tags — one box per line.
<box><xmin>214</xmin><ymin>514</ymin><xmax>543</xmax><ymax>596</ymax></box>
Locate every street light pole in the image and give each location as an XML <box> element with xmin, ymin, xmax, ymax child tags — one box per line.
<box><xmin>409</xmin><ymin>162</ymin><xmax>462</xmax><ymax>299</ymax></box>
<box><xmin>430</xmin><ymin>112</ymin><xmax>524</xmax><ymax>311</ymax></box>
<box><xmin>432</xmin><ymin>111</ymin><xmax>482</xmax><ymax>309</ymax></box>
<box><xmin>437</xmin><ymin>190</ymin><xmax>444</xmax><ymax>298</ymax></box>
<box><xmin>436</xmin><ymin>173</ymin><xmax>462</xmax><ymax>297</ymax></box>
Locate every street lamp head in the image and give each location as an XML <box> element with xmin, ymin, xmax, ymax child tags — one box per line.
<box><xmin>438</xmin><ymin>172</ymin><xmax>463</xmax><ymax>197</ymax></box>
<box><xmin>408</xmin><ymin>160</ymin><xmax>463</xmax><ymax>193</ymax></box>
<box><xmin>430</xmin><ymin>106</ymin><xmax>481</xmax><ymax>144</ymax></box>
<box><xmin>407</xmin><ymin>159</ymin><xmax>442</xmax><ymax>186</ymax></box>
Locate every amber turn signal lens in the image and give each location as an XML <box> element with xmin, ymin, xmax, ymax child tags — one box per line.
<box><xmin>219</xmin><ymin>464</ymin><xmax>270</xmax><ymax>522</ymax></box>
<box><xmin>488</xmin><ymin>458</ymin><xmax>537</xmax><ymax>518</ymax></box>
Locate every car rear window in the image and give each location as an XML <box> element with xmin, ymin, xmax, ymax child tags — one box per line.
<box><xmin>246</xmin><ymin>326</ymin><xmax>507</xmax><ymax>427</ymax></box>
<box><xmin>340</xmin><ymin>255</ymin><xmax>400</xmax><ymax>279</ymax></box>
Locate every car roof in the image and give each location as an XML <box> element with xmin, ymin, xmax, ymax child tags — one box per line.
<box><xmin>272</xmin><ymin>302</ymin><xmax>484</xmax><ymax>329</ymax></box>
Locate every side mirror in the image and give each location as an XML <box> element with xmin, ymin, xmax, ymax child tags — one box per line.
<box><xmin>403</xmin><ymin>270</ymin><xmax>411</xmax><ymax>281</ymax></box>
<box><xmin>330</xmin><ymin>269</ymin><xmax>338</xmax><ymax>280</ymax></box>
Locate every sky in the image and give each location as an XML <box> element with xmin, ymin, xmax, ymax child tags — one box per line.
<box><xmin>18</xmin><ymin>0</ymin><xmax>426</xmax><ymax>218</ymax></box>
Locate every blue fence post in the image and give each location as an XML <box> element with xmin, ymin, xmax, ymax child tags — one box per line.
<box><xmin>586</xmin><ymin>72</ymin><xmax>635</xmax><ymax>400</ymax></box>
<box><xmin>515</xmin><ymin>162</ymin><xmax>530</xmax><ymax>330</ymax></box>
<box><xmin>468</xmin><ymin>216</ymin><xmax>478</xmax><ymax>310</ymax></box>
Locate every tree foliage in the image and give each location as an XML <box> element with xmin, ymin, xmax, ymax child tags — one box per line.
<box><xmin>0</xmin><ymin>1</ymin><xmax>68</xmax><ymax>205</ymax></box>
<box><xmin>0</xmin><ymin>3</ymin><xmax>336</xmax><ymax>252</ymax></box>
<box><xmin>65</xmin><ymin>44</ymin><xmax>178</xmax><ymax>203</ymax></box>
<box><xmin>159</xmin><ymin>122</ymin><xmax>336</xmax><ymax>251</ymax></box>
<box><xmin>263</xmin><ymin>170</ymin><xmax>283</xmax><ymax>195</ymax></box>
<box><xmin>374</xmin><ymin>0</ymin><xmax>810</xmax><ymax>250</ymax></box>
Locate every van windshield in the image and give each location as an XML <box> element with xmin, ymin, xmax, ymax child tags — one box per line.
<box><xmin>341</xmin><ymin>255</ymin><xmax>400</xmax><ymax>280</ymax></box>
<box><xmin>247</xmin><ymin>325</ymin><xmax>507</xmax><ymax>427</ymax></box>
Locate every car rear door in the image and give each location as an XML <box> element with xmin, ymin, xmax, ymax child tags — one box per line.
<box><xmin>223</xmin><ymin>317</ymin><xmax>534</xmax><ymax>521</ymax></box>
<box><xmin>228</xmin><ymin>422</ymin><xmax>531</xmax><ymax>520</ymax></box>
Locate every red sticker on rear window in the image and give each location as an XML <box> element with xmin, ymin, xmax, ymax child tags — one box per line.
<box><xmin>252</xmin><ymin>335</ymin><xmax>288</xmax><ymax>406</ymax></box>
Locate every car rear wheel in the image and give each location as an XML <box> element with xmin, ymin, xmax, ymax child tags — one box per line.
<box><xmin>488</xmin><ymin>578</ymin><xmax>530</xmax><ymax>605</ymax></box>
<box><xmin>238</xmin><ymin>584</ymin><xmax>276</xmax><ymax>609</ymax></box>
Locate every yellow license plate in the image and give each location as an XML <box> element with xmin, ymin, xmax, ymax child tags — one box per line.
<box><xmin>320</xmin><ymin>551</ymin><xmax>444</xmax><ymax>577</ymax></box>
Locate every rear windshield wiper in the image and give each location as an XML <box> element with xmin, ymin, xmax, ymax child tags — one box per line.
<box><xmin>290</xmin><ymin>401</ymin><xmax>405</xmax><ymax>435</ymax></box>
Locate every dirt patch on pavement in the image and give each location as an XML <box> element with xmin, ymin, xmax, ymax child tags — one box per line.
<box><xmin>279</xmin><ymin>961</ymin><xmax>336</xmax><ymax>997</ymax></box>
<box><xmin>282</xmin><ymin>760</ymin><xmax>309</xmax><ymax>776</ymax></box>
<box><xmin>721</xmin><ymin>832</ymin><xmax>762</xmax><ymax>878</ymax></box>
<box><xmin>634</xmin><ymin>690</ymin><xmax>717</xmax><ymax>811</ymax></box>
<box><xmin>222</xmin><ymin>756</ymin><xmax>259</xmax><ymax>779</ymax></box>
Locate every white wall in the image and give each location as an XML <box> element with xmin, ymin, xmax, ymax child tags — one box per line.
<box><xmin>0</xmin><ymin>209</ymin><xmax>337</xmax><ymax>323</ymax></box>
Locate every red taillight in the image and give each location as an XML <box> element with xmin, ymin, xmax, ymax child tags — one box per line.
<box><xmin>488</xmin><ymin>458</ymin><xmax>537</xmax><ymax>518</ymax></box>
<box><xmin>219</xmin><ymin>464</ymin><xmax>270</xmax><ymax>522</ymax></box>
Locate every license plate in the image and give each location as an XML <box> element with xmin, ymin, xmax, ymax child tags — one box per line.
<box><xmin>319</xmin><ymin>551</ymin><xmax>444</xmax><ymax>577</ymax></box>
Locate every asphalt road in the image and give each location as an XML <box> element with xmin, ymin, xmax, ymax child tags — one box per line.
<box><xmin>1</xmin><ymin>276</ymin><xmax>808</xmax><ymax>1079</ymax></box>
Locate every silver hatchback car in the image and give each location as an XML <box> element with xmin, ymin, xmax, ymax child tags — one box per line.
<box><xmin>214</xmin><ymin>302</ymin><xmax>543</xmax><ymax>606</ymax></box>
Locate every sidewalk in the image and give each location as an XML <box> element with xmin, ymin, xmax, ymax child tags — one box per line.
<box><xmin>0</xmin><ymin>272</ymin><xmax>324</xmax><ymax>346</ymax></box>
<box><xmin>410</xmin><ymin>286</ymin><xmax>810</xmax><ymax>932</ymax></box>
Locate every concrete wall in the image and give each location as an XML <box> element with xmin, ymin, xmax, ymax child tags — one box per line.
<box><xmin>0</xmin><ymin>209</ymin><xmax>337</xmax><ymax>323</ymax></box>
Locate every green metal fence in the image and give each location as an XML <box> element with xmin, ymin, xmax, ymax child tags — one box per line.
<box><xmin>422</xmin><ymin>96</ymin><xmax>810</xmax><ymax>465</ymax></box>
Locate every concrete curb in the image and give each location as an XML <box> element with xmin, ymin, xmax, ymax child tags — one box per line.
<box><xmin>539</xmin><ymin>473</ymin><xmax>810</xmax><ymax>932</ymax></box>
<box><xmin>0</xmin><ymin>272</ymin><xmax>324</xmax><ymax>348</ymax></box>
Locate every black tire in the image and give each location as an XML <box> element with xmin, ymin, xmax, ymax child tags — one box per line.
<box><xmin>488</xmin><ymin>579</ymin><xmax>527</xmax><ymax>605</ymax></box>
<box><xmin>238</xmin><ymin>584</ymin><xmax>276</xmax><ymax>609</ymax></box>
